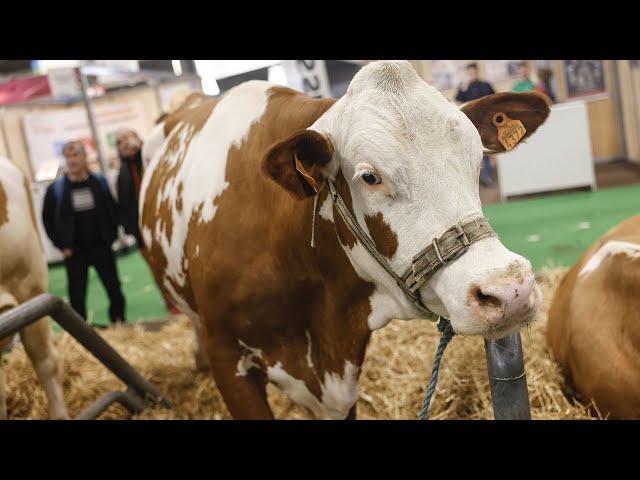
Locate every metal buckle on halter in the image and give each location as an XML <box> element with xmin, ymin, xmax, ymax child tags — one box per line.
<box><xmin>449</xmin><ymin>224</ymin><xmax>471</xmax><ymax>262</ymax></box>
<box><xmin>432</xmin><ymin>238</ymin><xmax>447</xmax><ymax>266</ymax></box>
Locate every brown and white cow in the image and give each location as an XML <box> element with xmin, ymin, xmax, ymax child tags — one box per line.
<box><xmin>547</xmin><ymin>214</ymin><xmax>640</xmax><ymax>419</ymax></box>
<box><xmin>0</xmin><ymin>156</ymin><xmax>69</xmax><ymax>420</ymax></box>
<box><xmin>139</xmin><ymin>61</ymin><xmax>551</xmax><ymax>419</ymax></box>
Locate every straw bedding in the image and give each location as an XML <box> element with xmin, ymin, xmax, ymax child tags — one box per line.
<box><xmin>3</xmin><ymin>267</ymin><xmax>597</xmax><ymax>420</ymax></box>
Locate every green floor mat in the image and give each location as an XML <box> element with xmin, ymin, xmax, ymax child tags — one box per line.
<box><xmin>483</xmin><ymin>183</ymin><xmax>640</xmax><ymax>270</ymax></box>
<box><xmin>47</xmin><ymin>249</ymin><xmax>168</xmax><ymax>329</ymax></box>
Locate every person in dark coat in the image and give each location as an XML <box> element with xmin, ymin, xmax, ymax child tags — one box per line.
<box><xmin>42</xmin><ymin>141</ymin><xmax>126</xmax><ymax>325</ymax></box>
<box><xmin>115</xmin><ymin>128</ymin><xmax>180</xmax><ymax>315</ymax></box>
<box><xmin>115</xmin><ymin>128</ymin><xmax>145</xmax><ymax>247</ymax></box>
<box><xmin>455</xmin><ymin>63</ymin><xmax>496</xmax><ymax>187</ymax></box>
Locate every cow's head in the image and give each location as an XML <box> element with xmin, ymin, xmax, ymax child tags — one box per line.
<box><xmin>264</xmin><ymin>60</ymin><xmax>550</xmax><ymax>339</ymax></box>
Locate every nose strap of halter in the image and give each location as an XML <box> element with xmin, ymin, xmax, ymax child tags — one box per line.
<box><xmin>321</xmin><ymin>178</ymin><xmax>497</xmax><ymax>320</ymax></box>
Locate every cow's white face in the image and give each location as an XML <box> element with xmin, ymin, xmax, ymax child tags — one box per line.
<box><xmin>265</xmin><ymin>61</ymin><xmax>551</xmax><ymax>339</ymax></box>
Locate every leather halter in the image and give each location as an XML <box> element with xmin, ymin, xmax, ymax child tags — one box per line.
<box><xmin>319</xmin><ymin>178</ymin><xmax>497</xmax><ymax>320</ymax></box>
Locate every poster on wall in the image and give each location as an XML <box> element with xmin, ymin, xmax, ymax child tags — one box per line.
<box><xmin>484</xmin><ymin>60</ymin><xmax>524</xmax><ymax>84</ymax></box>
<box><xmin>427</xmin><ymin>60</ymin><xmax>466</xmax><ymax>91</ymax></box>
<box><xmin>23</xmin><ymin>100</ymin><xmax>148</xmax><ymax>181</ymax></box>
<box><xmin>562</xmin><ymin>60</ymin><xmax>607</xmax><ymax>99</ymax></box>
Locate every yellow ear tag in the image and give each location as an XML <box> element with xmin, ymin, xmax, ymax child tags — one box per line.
<box><xmin>294</xmin><ymin>153</ymin><xmax>319</xmax><ymax>193</ymax></box>
<box><xmin>493</xmin><ymin>112</ymin><xmax>526</xmax><ymax>151</ymax></box>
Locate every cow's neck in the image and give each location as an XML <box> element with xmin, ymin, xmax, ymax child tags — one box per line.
<box><xmin>302</xmin><ymin>174</ymin><xmax>376</xmax><ymax>371</ymax></box>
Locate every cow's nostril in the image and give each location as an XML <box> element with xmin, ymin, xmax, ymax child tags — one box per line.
<box><xmin>474</xmin><ymin>288</ymin><xmax>502</xmax><ymax>309</ymax></box>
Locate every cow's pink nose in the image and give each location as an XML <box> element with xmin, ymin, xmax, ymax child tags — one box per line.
<box><xmin>470</xmin><ymin>271</ymin><xmax>537</xmax><ymax>324</ymax></box>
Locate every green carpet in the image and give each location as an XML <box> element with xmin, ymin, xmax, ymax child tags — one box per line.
<box><xmin>43</xmin><ymin>183</ymin><xmax>639</xmax><ymax>330</ymax></box>
<box><xmin>47</xmin><ymin>249</ymin><xmax>168</xmax><ymax>328</ymax></box>
<box><xmin>483</xmin><ymin>183</ymin><xmax>640</xmax><ymax>270</ymax></box>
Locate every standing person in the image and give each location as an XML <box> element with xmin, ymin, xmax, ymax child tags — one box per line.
<box><xmin>114</xmin><ymin>127</ymin><xmax>180</xmax><ymax>315</ymax></box>
<box><xmin>42</xmin><ymin>141</ymin><xmax>126</xmax><ymax>325</ymax></box>
<box><xmin>535</xmin><ymin>67</ymin><xmax>556</xmax><ymax>103</ymax></box>
<box><xmin>455</xmin><ymin>62</ymin><xmax>496</xmax><ymax>186</ymax></box>
<box><xmin>511</xmin><ymin>61</ymin><xmax>536</xmax><ymax>92</ymax></box>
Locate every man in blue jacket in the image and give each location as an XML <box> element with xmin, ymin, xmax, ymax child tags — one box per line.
<box><xmin>42</xmin><ymin>141</ymin><xmax>126</xmax><ymax>325</ymax></box>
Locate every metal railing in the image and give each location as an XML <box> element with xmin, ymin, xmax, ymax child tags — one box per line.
<box><xmin>0</xmin><ymin>293</ymin><xmax>173</xmax><ymax>420</ymax></box>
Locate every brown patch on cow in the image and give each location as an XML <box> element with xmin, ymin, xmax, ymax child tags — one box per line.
<box><xmin>461</xmin><ymin>92</ymin><xmax>551</xmax><ymax>153</ymax></box>
<box><xmin>332</xmin><ymin>169</ymin><xmax>358</xmax><ymax>249</ymax></box>
<box><xmin>0</xmin><ymin>181</ymin><xmax>8</xmax><ymax>227</ymax></box>
<box><xmin>365</xmin><ymin>212</ymin><xmax>398</xmax><ymax>258</ymax></box>
<box><xmin>144</xmin><ymin>84</ymin><xmax>376</xmax><ymax>417</ymax></box>
<box><xmin>163</xmin><ymin>92</ymin><xmax>212</xmax><ymax>136</ymax></box>
<box><xmin>176</xmin><ymin>182</ymin><xmax>184</xmax><ymax>213</ymax></box>
<box><xmin>547</xmin><ymin>214</ymin><xmax>640</xmax><ymax>419</ymax></box>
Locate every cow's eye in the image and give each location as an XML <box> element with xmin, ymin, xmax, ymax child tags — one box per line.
<box><xmin>361</xmin><ymin>172</ymin><xmax>382</xmax><ymax>185</ymax></box>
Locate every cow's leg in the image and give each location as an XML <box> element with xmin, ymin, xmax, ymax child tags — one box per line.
<box><xmin>190</xmin><ymin>315</ymin><xmax>210</xmax><ymax>372</ymax></box>
<box><xmin>205</xmin><ymin>335</ymin><xmax>273</xmax><ymax>419</ymax></box>
<box><xmin>0</xmin><ymin>365</ymin><xmax>6</xmax><ymax>420</ymax></box>
<box><xmin>20</xmin><ymin>318</ymin><xmax>69</xmax><ymax>420</ymax></box>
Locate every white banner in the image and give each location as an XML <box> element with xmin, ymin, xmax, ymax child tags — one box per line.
<box><xmin>293</xmin><ymin>60</ymin><xmax>333</xmax><ymax>98</ymax></box>
<box><xmin>23</xmin><ymin>100</ymin><xmax>148</xmax><ymax>181</ymax></box>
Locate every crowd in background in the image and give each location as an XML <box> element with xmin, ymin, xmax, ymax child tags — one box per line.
<box><xmin>454</xmin><ymin>61</ymin><xmax>556</xmax><ymax>186</ymax></box>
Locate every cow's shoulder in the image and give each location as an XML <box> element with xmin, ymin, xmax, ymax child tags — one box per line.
<box><xmin>163</xmin><ymin>94</ymin><xmax>220</xmax><ymax>137</ymax></box>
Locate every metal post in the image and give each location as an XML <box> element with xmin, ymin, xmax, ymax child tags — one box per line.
<box><xmin>75</xmin><ymin>389</ymin><xmax>147</xmax><ymax>420</ymax></box>
<box><xmin>0</xmin><ymin>293</ymin><xmax>172</xmax><ymax>410</ymax></box>
<box><xmin>484</xmin><ymin>332</ymin><xmax>531</xmax><ymax>420</ymax></box>
<box><xmin>78</xmin><ymin>68</ymin><xmax>108</xmax><ymax>174</ymax></box>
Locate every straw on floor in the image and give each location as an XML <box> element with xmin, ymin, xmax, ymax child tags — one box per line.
<box><xmin>4</xmin><ymin>267</ymin><xmax>597</xmax><ymax>420</ymax></box>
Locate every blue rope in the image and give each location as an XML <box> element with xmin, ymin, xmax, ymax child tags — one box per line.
<box><xmin>418</xmin><ymin>317</ymin><xmax>455</xmax><ymax>420</ymax></box>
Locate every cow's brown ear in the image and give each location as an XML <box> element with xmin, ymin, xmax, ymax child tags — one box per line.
<box><xmin>263</xmin><ymin>130</ymin><xmax>334</xmax><ymax>199</ymax></box>
<box><xmin>460</xmin><ymin>92</ymin><xmax>551</xmax><ymax>153</ymax></box>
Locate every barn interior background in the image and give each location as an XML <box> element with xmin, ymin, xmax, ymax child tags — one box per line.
<box><xmin>1</xmin><ymin>59</ymin><xmax>639</xmax><ymax>419</ymax></box>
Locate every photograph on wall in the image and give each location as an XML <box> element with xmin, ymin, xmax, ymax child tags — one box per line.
<box><xmin>427</xmin><ymin>60</ymin><xmax>466</xmax><ymax>91</ymax></box>
<box><xmin>563</xmin><ymin>60</ymin><xmax>607</xmax><ymax>99</ymax></box>
<box><xmin>484</xmin><ymin>60</ymin><xmax>524</xmax><ymax>84</ymax></box>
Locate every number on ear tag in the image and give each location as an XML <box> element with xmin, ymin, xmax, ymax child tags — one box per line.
<box><xmin>493</xmin><ymin>112</ymin><xmax>526</xmax><ymax>151</ymax></box>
